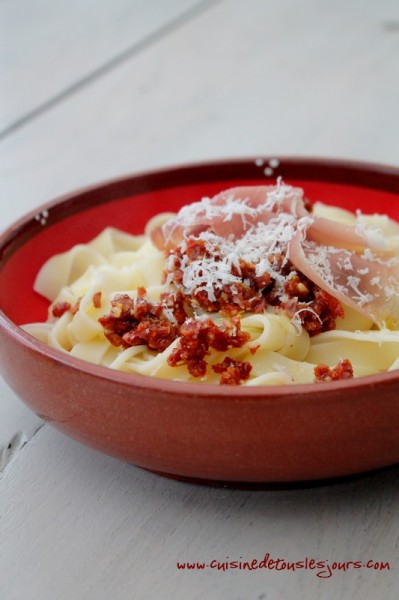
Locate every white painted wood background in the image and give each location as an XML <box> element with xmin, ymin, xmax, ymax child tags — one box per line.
<box><xmin>1</xmin><ymin>1</ymin><xmax>399</xmax><ymax>598</ymax></box>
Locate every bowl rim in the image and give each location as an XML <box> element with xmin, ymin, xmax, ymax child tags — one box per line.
<box><xmin>1</xmin><ymin>155</ymin><xmax>399</xmax><ymax>398</ymax></box>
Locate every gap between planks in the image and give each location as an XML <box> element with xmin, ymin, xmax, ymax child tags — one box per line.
<box><xmin>0</xmin><ymin>422</ymin><xmax>46</xmax><ymax>474</ymax></box>
<box><xmin>0</xmin><ymin>0</ymin><xmax>224</xmax><ymax>142</ymax></box>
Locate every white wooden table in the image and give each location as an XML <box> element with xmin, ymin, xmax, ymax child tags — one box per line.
<box><xmin>1</xmin><ymin>1</ymin><xmax>399</xmax><ymax>598</ymax></box>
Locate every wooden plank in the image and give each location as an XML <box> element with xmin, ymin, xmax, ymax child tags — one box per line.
<box><xmin>0</xmin><ymin>0</ymin><xmax>214</xmax><ymax>134</ymax></box>
<box><xmin>0</xmin><ymin>0</ymin><xmax>398</xmax><ymax>229</ymax></box>
<box><xmin>0</xmin><ymin>378</ymin><xmax>43</xmax><ymax>472</ymax></box>
<box><xmin>0</xmin><ymin>426</ymin><xmax>398</xmax><ymax>599</ymax></box>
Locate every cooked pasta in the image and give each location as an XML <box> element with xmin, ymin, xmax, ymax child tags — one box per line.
<box><xmin>23</xmin><ymin>182</ymin><xmax>399</xmax><ymax>385</ymax></box>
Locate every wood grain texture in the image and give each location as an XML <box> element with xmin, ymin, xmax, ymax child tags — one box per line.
<box><xmin>0</xmin><ymin>377</ymin><xmax>43</xmax><ymax>472</ymax></box>
<box><xmin>0</xmin><ymin>427</ymin><xmax>398</xmax><ymax>600</ymax></box>
<box><xmin>0</xmin><ymin>0</ymin><xmax>212</xmax><ymax>134</ymax></box>
<box><xmin>1</xmin><ymin>0</ymin><xmax>399</xmax><ymax>228</ymax></box>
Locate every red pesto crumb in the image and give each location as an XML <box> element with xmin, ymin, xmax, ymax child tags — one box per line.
<box><xmin>212</xmin><ymin>357</ymin><xmax>252</xmax><ymax>385</ymax></box>
<box><xmin>166</xmin><ymin>242</ymin><xmax>344</xmax><ymax>336</ymax></box>
<box><xmin>52</xmin><ymin>299</ymin><xmax>82</xmax><ymax>318</ymax></box>
<box><xmin>167</xmin><ymin>316</ymin><xmax>250</xmax><ymax>378</ymax></box>
<box><xmin>166</xmin><ymin>240</ymin><xmax>271</xmax><ymax>316</ymax></box>
<box><xmin>98</xmin><ymin>287</ymin><xmax>187</xmax><ymax>352</ymax></box>
<box><xmin>99</xmin><ymin>289</ymin><xmax>251</xmax><ymax>380</ymax></box>
<box><xmin>123</xmin><ymin>319</ymin><xmax>178</xmax><ymax>352</ymax></box>
<box><xmin>249</xmin><ymin>344</ymin><xmax>260</xmax><ymax>355</ymax></box>
<box><xmin>92</xmin><ymin>291</ymin><xmax>102</xmax><ymax>309</ymax></box>
<box><xmin>314</xmin><ymin>359</ymin><xmax>354</xmax><ymax>383</ymax></box>
<box><xmin>51</xmin><ymin>301</ymin><xmax>71</xmax><ymax>318</ymax></box>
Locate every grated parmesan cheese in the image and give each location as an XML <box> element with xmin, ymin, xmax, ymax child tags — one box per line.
<box><xmin>159</xmin><ymin>182</ymin><xmax>399</xmax><ymax>329</ymax></box>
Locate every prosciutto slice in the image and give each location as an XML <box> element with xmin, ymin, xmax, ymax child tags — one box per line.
<box><xmin>151</xmin><ymin>184</ymin><xmax>308</xmax><ymax>251</ymax></box>
<box><xmin>307</xmin><ymin>218</ymin><xmax>371</xmax><ymax>252</ymax></box>
<box><xmin>152</xmin><ymin>182</ymin><xmax>399</xmax><ymax>327</ymax></box>
<box><xmin>288</xmin><ymin>231</ymin><xmax>399</xmax><ymax>328</ymax></box>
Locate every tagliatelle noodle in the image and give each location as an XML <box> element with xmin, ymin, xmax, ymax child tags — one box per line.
<box><xmin>22</xmin><ymin>184</ymin><xmax>399</xmax><ymax>386</ymax></box>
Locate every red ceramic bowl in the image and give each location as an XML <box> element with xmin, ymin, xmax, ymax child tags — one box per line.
<box><xmin>1</xmin><ymin>157</ymin><xmax>399</xmax><ymax>486</ymax></box>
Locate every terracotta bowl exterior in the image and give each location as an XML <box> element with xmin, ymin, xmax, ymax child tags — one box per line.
<box><xmin>1</xmin><ymin>158</ymin><xmax>399</xmax><ymax>484</ymax></box>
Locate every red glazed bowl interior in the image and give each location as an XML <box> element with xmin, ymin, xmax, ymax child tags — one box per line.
<box><xmin>1</xmin><ymin>157</ymin><xmax>399</xmax><ymax>485</ymax></box>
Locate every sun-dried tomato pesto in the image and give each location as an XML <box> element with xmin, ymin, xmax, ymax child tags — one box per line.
<box><xmin>314</xmin><ymin>359</ymin><xmax>354</xmax><ymax>383</ymax></box>
<box><xmin>167</xmin><ymin>316</ymin><xmax>250</xmax><ymax>378</ymax></box>
<box><xmin>98</xmin><ymin>287</ymin><xmax>187</xmax><ymax>352</ymax></box>
<box><xmin>212</xmin><ymin>357</ymin><xmax>252</xmax><ymax>385</ymax></box>
<box><xmin>51</xmin><ymin>299</ymin><xmax>81</xmax><ymax>318</ymax></box>
<box><xmin>51</xmin><ymin>301</ymin><xmax>71</xmax><ymax>318</ymax></box>
<box><xmin>166</xmin><ymin>238</ymin><xmax>344</xmax><ymax>336</ymax></box>
<box><xmin>97</xmin><ymin>288</ymin><xmax>251</xmax><ymax>383</ymax></box>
